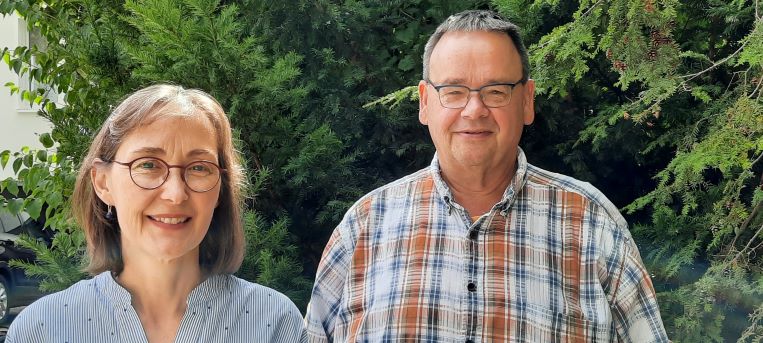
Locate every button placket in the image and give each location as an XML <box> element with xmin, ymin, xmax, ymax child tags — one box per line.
<box><xmin>465</xmin><ymin>213</ymin><xmax>480</xmax><ymax>343</ymax></box>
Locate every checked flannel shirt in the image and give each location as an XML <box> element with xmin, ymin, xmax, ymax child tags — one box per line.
<box><xmin>305</xmin><ymin>149</ymin><xmax>668</xmax><ymax>343</ymax></box>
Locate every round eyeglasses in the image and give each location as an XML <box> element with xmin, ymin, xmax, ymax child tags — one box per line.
<box><xmin>426</xmin><ymin>79</ymin><xmax>526</xmax><ymax>109</ymax></box>
<box><xmin>107</xmin><ymin>157</ymin><xmax>226</xmax><ymax>193</ymax></box>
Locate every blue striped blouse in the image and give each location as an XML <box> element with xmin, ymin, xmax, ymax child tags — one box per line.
<box><xmin>6</xmin><ymin>271</ymin><xmax>306</xmax><ymax>342</ymax></box>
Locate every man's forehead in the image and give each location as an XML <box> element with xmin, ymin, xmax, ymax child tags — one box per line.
<box><xmin>433</xmin><ymin>30</ymin><xmax>517</xmax><ymax>52</ymax></box>
<box><xmin>428</xmin><ymin>31</ymin><xmax>522</xmax><ymax>82</ymax></box>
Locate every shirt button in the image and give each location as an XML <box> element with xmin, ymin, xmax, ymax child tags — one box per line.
<box><xmin>468</xmin><ymin>230</ymin><xmax>478</xmax><ymax>240</ymax></box>
<box><xmin>467</xmin><ymin>282</ymin><xmax>476</xmax><ymax>292</ymax></box>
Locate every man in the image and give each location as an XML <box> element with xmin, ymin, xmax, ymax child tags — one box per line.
<box><xmin>305</xmin><ymin>10</ymin><xmax>668</xmax><ymax>343</ymax></box>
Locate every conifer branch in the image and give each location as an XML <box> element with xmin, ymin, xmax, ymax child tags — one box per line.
<box><xmin>533</xmin><ymin>0</ymin><xmax>604</xmax><ymax>50</ymax></box>
<box><xmin>751</xmin><ymin>72</ymin><xmax>763</xmax><ymax>99</ymax></box>
<box><xmin>732</xmin><ymin>222</ymin><xmax>763</xmax><ymax>264</ymax></box>
<box><xmin>399</xmin><ymin>9</ymin><xmax>415</xmax><ymax>21</ymax></box>
<box><xmin>751</xmin><ymin>238</ymin><xmax>763</xmax><ymax>257</ymax></box>
<box><xmin>739</xmin><ymin>201</ymin><xmax>763</xmax><ymax>239</ymax></box>
<box><xmin>753</xmin><ymin>151</ymin><xmax>763</xmax><ymax>167</ymax></box>
<box><xmin>680</xmin><ymin>41</ymin><xmax>748</xmax><ymax>82</ymax></box>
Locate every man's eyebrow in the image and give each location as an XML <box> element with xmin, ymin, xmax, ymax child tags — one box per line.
<box><xmin>435</xmin><ymin>78</ymin><xmax>518</xmax><ymax>85</ymax></box>
<box><xmin>437</xmin><ymin>78</ymin><xmax>467</xmax><ymax>85</ymax></box>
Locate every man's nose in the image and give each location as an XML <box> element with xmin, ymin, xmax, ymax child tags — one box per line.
<box><xmin>460</xmin><ymin>90</ymin><xmax>488</xmax><ymax>119</ymax></box>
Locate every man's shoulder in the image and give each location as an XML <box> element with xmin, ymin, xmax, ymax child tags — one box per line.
<box><xmin>524</xmin><ymin>163</ymin><xmax>626</xmax><ymax>227</ymax></box>
<box><xmin>349</xmin><ymin>167</ymin><xmax>433</xmax><ymax>211</ymax></box>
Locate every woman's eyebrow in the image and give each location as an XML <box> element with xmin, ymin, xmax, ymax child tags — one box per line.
<box><xmin>187</xmin><ymin>149</ymin><xmax>216</xmax><ymax>158</ymax></box>
<box><xmin>129</xmin><ymin>147</ymin><xmax>166</xmax><ymax>156</ymax></box>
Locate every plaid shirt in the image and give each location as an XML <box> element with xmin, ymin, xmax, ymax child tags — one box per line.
<box><xmin>306</xmin><ymin>149</ymin><xmax>668</xmax><ymax>343</ymax></box>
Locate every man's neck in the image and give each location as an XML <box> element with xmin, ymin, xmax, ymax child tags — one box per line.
<box><xmin>439</xmin><ymin>157</ymin><xmax>516</xmax><ymax>218</ymax></box>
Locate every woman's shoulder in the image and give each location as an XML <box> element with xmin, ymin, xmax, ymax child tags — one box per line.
<box><xmin>19</xmin><ymin>275</ymin><xmax>100</xmax><ymax>315</ymax></box>
<box><xmin>220</xmin><ymin>276</ymin><xmax>306</xmax><ymax>342</ymax></box>
<box><xmin>6</xmin><ymin>275</ymin><xmax>104</xmax><ymax>342</ymax></box>
<box><xmin>224</xmin><ymin>275</ymin><xmax>301</xmax><ymax>312</ymax></box>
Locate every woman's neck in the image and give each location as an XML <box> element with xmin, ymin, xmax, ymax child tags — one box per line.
<box><xmin>116</xmin><ymin>254</ymin><xmax>205</xmax><ymax>343</ymax></box>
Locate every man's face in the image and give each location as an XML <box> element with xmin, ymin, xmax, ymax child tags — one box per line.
<box><xmin>419</xmin><ymin>30</ymin><xmax>535</xmax><ymax>171</ymax></box>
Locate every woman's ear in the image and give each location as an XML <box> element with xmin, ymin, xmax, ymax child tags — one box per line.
<box><xmin>91</xmin><ymin>159</ymin><xmax>114</xmax><ymax>205</ymax></box>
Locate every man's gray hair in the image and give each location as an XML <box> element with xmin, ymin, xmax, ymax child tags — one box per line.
<box><xmin>422</xmin><ymin>10</ymin><xmax>530</xmax><ymax>81</ymax></box>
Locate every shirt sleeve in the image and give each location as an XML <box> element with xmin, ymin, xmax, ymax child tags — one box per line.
<box><xmin>272</xmin><ymin>299</ymin><xmax>308</xmax><ymax>343</ymax></box>
<box><xmin>604</xmin><ymin>225</ymin><xmax>669</xmax><ymax>343</ymax></box>
<box><xmin>304</xmin><ymin>214</ymin><xmax>354</xmax><ymax>343</ymax></box>
<box><xmin>5</xmin><ymin>301</ymin><xmax>46</xmax><ymax>342</ymax></box>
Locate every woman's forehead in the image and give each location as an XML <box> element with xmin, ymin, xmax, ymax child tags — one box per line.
<box><xmin>116</xmin><ymin>115</ymin><xmax>219</xmax><ymax>160</ymax></box>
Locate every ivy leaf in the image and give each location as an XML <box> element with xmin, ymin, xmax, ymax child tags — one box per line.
<box><xmin>46</xmin><ymin>192</ymin><xmax>62</xmax><ymax>209</ymax></box>
<box><xmin>39</xmin><ymin>133</ymin><xmax>54</xmax><ymax>148</ymax></box>
<box><xmin>12</xmin><ymin>158</ymin><xmax>22</xmax><ymax>174</ymax></box>
<box><xmin>36</xmin><ymin>150</ymin><xmax>47</xmax><ymax>163</ymax></box>
<box><xmin>23</xmin><ymin>154</ymin><xmax>33</xmax><ymax>168</ymax></box>
<box><xmin>5</xmin><ymin>179</ymin><xmax>19</xmax><ymax>197</ymax></box>
<box><xmin>25</xmin><ymin>198</ymin><xmax>43</xmax><ymax>220</ymax></box>
<box><xmin>0</xmin><ymin>150</ymin><xmax>9</xmax><ymax>169</ymax></box>
<box><xmin>7</xmin><ymin>198</ymin><xmax>24</xmax><ymax>215</ymax></box>
<box><xmin>11</xmin><ymin>58</ymin><xmax>21</xmax><ymax>74</ymax></box>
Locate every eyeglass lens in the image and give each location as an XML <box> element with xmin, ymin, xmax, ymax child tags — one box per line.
<box><xmin>438</xmin><ymin>84</ymin><xmax>513</xmax><ymax>108</ymax></box>
<box><xmin>129</xmin><ymin>157</ymin><xmax>221</xmax><ymax>192</ymax></box>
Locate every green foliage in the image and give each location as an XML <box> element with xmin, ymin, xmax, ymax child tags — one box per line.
<box><xmin>658</xmin><ymin>264</ymin><xmax>762</xmax><ymax>342</ymax></box>
<box><xmin>0</xmin><ymin>134</ymin><xmax>86</xmax><ymax>292</ymax></box>
<box><xmin>9</xmin><ymin>231</ymin><xmax>86</xmax><ymax>292</ymax></box>
<box><xmin>237</xmin><ymin>211</ymin><xmax>311</xmax><ymax>310</ymax></box>
<box><xmin>363</xmin><ymin>85</ymin><xmax>419</xmax><ymax>110</ymax></box>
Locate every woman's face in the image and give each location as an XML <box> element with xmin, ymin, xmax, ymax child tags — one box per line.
<box><xmin>92</xmin><ymin>111</ymin><xmax>221</xmax><ymax>266</ymax></box>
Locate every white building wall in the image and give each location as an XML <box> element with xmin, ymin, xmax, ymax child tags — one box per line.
<box><xmin>0</xmin><ymin>13</ymin><xmax>52</xmax><ymax>179</ymax></box>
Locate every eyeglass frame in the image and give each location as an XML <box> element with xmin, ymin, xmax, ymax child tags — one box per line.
<box><xmin>425</xmin><ymin>78</ymin><xmax>528</xmax><ymax>109</ymax></box>
<box><xmin>102</xmin><ymin>157</ymin><xmax>227</xmax><ymax>193</ymax></box>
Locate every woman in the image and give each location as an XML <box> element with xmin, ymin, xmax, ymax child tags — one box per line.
<box><xmin>6</xmin><ymin>84</ymin><xmax>306</xmax><ymax>342</ymax></box>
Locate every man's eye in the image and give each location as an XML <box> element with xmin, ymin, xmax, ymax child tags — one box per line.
<box><xmin>445</xmin><ymin>89</ymin><xmax>465</xmax><ymax>96</ymax></box>
<box><xmin>139</xmin><ymin>162</ymin><xmax>156</xmax><ymax>169</ymax></box>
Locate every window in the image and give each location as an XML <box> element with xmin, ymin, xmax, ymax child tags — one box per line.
<box><xmin>15</xmin><ymin>17</ymin><xmax>61</xmax><ymax>112</ymax></box>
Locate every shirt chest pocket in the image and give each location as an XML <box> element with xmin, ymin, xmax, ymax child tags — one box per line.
<box><xmin>520</xmin><ymin>303</ymin><xmax>614</xmax><ymax>343</ymax></box>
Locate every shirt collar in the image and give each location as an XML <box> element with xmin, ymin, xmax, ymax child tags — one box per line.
<box><xmin>429</xmin><ymin>147</ymin><xmax>529</xmax><ymax>212</ymax></box>
<box><xmin>95</xmin><ymin>270</ymin><xmax>231</xmax><ymax>307</ymax></box>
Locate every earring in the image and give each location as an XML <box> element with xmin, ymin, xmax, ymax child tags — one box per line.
<box><xmin>105</xmin><ymin>205</ymin><xmax>115</xmax><ymax>221</ymax></box>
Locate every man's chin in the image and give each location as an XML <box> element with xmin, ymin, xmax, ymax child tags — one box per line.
<box><xmin>453</xmin><ymin>154</ymin><xmax>494</xmax><ymax>168</ymax></box>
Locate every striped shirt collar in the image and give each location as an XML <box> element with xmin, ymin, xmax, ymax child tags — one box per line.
<box><xmin>95</xmin><ymin>271</ymin><xmax>231</xmax><ymax>307</ymax></box>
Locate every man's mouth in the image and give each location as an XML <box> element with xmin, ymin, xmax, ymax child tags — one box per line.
<box><xmin>458</xmin><ymin>130</ymin><xmax>491</xmax><ymax>135</ymax></box>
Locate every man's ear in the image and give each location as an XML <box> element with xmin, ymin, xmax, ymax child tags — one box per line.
<box><xmin>522</xmin><ymin>79</ymin><xmax>536</xmax><ymax>125</ymax></box>
<box><xmin>418</xmin><ymin>80</ymin><xmax>429</xmax><ymax>125</ymax></box>
<box><xmin>91</xmin><ymin>159</ymin><xmax>114</xmax><ymax>206</ymax></box>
